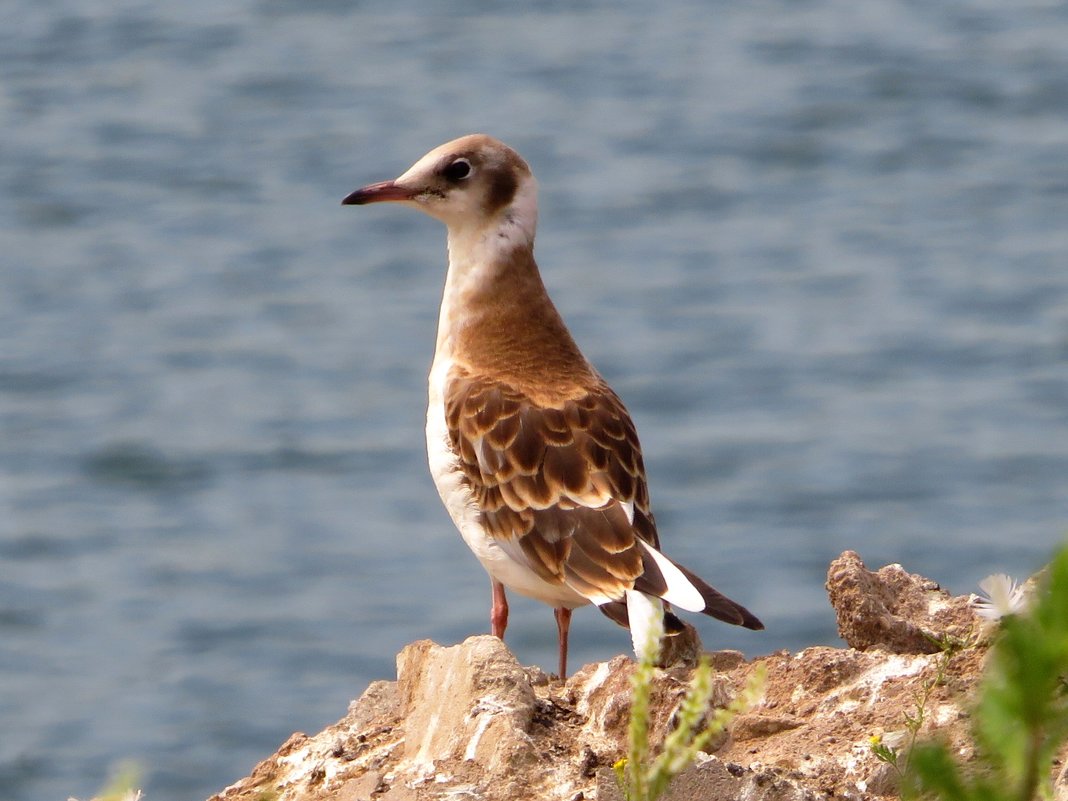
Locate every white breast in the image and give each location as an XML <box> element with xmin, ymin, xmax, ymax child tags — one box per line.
<box><xmin>425</xmin><ymin>354</ymin><xmax>476</xmax><ymax>534</ymax></box>
<box><xmin>425</xmin><ymin>354</ymin><xmax>588</xmax><ymax>609</ymax></box>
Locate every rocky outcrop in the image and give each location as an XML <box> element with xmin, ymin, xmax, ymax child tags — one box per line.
<box><xmin>826</xmin><ymin>550</ymin><xmax>977</xmax><ymax>653</ymax></box>
<box><xmin>208</xmin><ymin>553</ymin><xmax>991</xmax><ymax>801</ymax></box>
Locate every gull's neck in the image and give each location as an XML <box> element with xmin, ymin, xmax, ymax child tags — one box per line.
<box><xmin>430</xmin><ymin>175</ymin><xmax>595</xmax><ymax>398</ymax></box>
<box><xmin>435</xmin><ymin>175</ymin><xmax>540</xmax><ymax>356</ymax></box>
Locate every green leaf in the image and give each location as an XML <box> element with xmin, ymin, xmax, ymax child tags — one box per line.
<box><xmin>904</xmin><ymin>742</ymin><xmax>971</xmax><ymax>801</ymax></box>
<box><xmin>904</xmin><ymin>541</ymin><xmax>1068</xmax><ymax>801</ymax></box>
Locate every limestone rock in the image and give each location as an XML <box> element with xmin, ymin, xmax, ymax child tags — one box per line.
<box><xmin>826</xmin><ymin>550</ymin><xmax>976</xmax><ymax>653</ymax></box>
<box><xmin>1055</xmin><ymin>741</ymin><xmax>1068</xmax><ymax>801</ymax></box>
<box><xmin>208</xmin><ymin>554</ymin><xmax>994</xmax><ymax>801</ymax></box>
<box><xmin>597</xmin><ymin>757</ymin><xmax>826</xmax><ymax>801</ymax></box>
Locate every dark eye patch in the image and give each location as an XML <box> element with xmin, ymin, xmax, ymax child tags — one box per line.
<box><xmin>441</xmin><ymin>158</ymin><xmax>472</xmax><ymax>182</ymax></box>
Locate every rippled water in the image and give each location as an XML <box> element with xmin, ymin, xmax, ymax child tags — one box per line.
<box><xmin>3</xmin><ymin>2</ymin><xmax>1068</xmax><ymax>799</ymax></box>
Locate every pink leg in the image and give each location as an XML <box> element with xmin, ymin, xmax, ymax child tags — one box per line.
<box><xmin>554</xmin><ymin>607</ymin><xmax>572</xmax><ymax>680</ymax></box>
<box><xmin>490</xmin><ymin>579</ymin><xmax>509</xmax><ymax>639</ymax></box>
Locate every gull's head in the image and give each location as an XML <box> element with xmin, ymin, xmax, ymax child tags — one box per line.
<box><xmin>342</xmin><ymin>134</ymin><xmax>537</xmax><ymax>241</ymax></box>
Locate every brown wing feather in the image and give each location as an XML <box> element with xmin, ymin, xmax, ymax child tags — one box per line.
<box><xmin>444</xmin><ymin>366</ymin><xmax>660</xmax><ymax>604</ymax></box>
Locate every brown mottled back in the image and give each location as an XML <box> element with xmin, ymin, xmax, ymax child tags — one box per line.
<box><xmin>443</xmin><ymin>365</ymin><xmax>671</xmax><ymax>604</ymax></box>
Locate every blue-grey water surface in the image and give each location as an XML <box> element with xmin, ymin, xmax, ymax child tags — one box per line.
<box><xmin>3</xmin><ymin>2</ymin><xmax>1068</xmax><ymax>799</ymax></box>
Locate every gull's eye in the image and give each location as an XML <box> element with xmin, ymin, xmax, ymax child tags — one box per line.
<box><xmin>441</xmin><ymin>158</ymin><xmax>472</xmax><ymax>182</ymax></box>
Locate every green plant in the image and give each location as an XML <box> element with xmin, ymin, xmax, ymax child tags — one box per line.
<box><xmin>903</xmin><ymin>544</ymin><xmax>1068</xmax><ymax>801</ymax></box>
<box><xmin>614</xmin><ymin>614</ymin><xmax>765</xmax><ymax>801</ymax></box>
<box><xmin>870</xmin><ymin>632</ymin><xmax>972</xmax><ymax>777</ymax></box>
<box><xmin>71</xmin><ymin>761</ymin><xmax>142</xmax><ymax>801</ymax></box>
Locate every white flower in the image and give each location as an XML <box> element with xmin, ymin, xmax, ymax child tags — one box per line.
<box><xmin>971</xmin><ymin>573</ymin><xmax>1028</xmax><ymax>621</ymax></box>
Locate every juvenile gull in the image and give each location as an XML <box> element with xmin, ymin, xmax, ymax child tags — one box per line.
<box><xmin>343</xmin><ymin>134</ymin><xmax>763</xmax><ymax>678</ymax></box>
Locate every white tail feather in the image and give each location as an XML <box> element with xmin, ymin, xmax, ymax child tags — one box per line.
<box><xmin>637</xmin><ymin>540</ymin><xmax>706</xmax><ymax>613</ymax></box>
<box><xmin>626</xmin><ymin>590</ymin><xmax>664</xmax><ymax>662</ymax></box>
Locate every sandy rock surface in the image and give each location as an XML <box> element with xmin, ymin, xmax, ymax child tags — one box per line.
<box><xmin>826</xmin><ymin>550</ymin><xmax>977</xmax><ymax>653</ymax></box>
<box><xmin>207</xmin><ymin>553</ymin><xmax>990</xmax><ymax>801</ymax></box>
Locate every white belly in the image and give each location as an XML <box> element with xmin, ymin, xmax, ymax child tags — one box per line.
<box><xmin>425</xmin><ymin>355</ymin><xmax>588</xmax><ymax>609</ymax></box>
